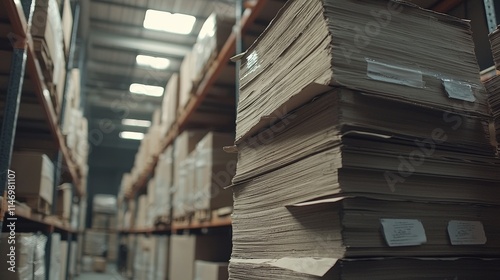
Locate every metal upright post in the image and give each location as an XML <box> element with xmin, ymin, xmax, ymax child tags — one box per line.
<box><xmin>484</xmin><ymin>0</ymin><xmax>498</xmax><ymax>32</ymax></box>
<box><xmin>235</xmin><ymin>0</ymin><xmax>243</xmax><ymax>108</ymax></box>
<box><xmin>0</xmin><ymin>0</ymin><xmax>34</xmax><ymax>235</ymax></box>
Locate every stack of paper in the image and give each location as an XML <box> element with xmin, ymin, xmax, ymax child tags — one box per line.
<box><xmin>230</xmin><ymin>0</ymin><xmax>499</xmax><ymax>279</ymax></box>
<box><xmin>229</xmin><ymin>258</ymin><xmax>500</xmax><ymax>279</ymax></box>
<box><xmin>489</xmin><ymin>27</ymin><xmax>500</xmax><ymax>70</ymax></box>
<box><xmin>485</xmin><ymin>75</ymin><xmax>500</xmax><ymax>153</ymax></box>
<box><xmin>235</xmin><ymin>0</ymin><xmax>487</xmax><ymax>143</ymax></box>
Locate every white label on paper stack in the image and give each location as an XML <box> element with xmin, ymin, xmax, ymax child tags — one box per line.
<box><xmin>442</xmin><ymin>79</ymin><xmax>476</xmax><ymax>102</ymax></box>
<box><xmin>366</xmin><ymin>58</ymin><xmax>425</xmax><ymax>88</ymax></box>
<box><xmin>447</xmin><ymin>220</ymin><xmax>487</xmax><ymax>245</ymax></box>
<box><xmin>380</xmin><ymin>219</ymin><xmax>427</xmax><ymax>247</ymax></box>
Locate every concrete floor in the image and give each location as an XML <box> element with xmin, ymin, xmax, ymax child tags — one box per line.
<box><xmin>75</xmin><ymin>264</ymin><xmax>125</xmax><ymax>280</ymax></box>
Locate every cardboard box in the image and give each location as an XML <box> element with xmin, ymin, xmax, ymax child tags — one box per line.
<box><xmin>161</xmin><ymin>73</ymin><xmax>179</xmax><ymax>134</ymax></box>
<box><xmin>179</xmin><ymin>50</ymin><xmax>195</xmax><ymax>112</ymax></box>
<box><xmin>0</xmin><ymin>233</ymin><xmax>35</xmax><ymax>280</ymax></box>
<box><xmin>93</xmin><ymin>256</ymin><xmax>107</xmax><ymax>273</ymax></box>
<box><xmin>108</xmin><ymin>233</ymin><xmax>118</xmax><ymax>261</ymax></box>
<box><xmin>91</xmin><ymin>213</ymin><xmax>114</xmax><ymax>229</ymax></box>
<box><xmin>193</xmin><ymin>13</ymin><xmax>235</xmax><ymax>82</ymax></box>
<box><xmin>169</xmin><ymin>234</ymin><xmax>232</xmax><ymax>280</ymax></box>
<box><xmin>31</xmin><ymin>0</ymin><xmax>64</xmax><ymax>84</ymax></box>
<box><xmin>155</xmin><ymin>236</ymin><xmax>169</xmax><ymax>280</ymax></box>
<box><xmin>195</xmin><ymin>261</ymin><xmax>229</xmax><ymax>280</ymax></box>
<box><xmin>61</xmin><ymin>0</ymin><xmax>73</xmax><ymax>56</ymax></box>
<box><xmin>194</xmin><ymin>132</ymin><xmax>236</xmax><ymax>211</ymax></box>
<box><xmin>81</xmin><ymin>255</ymin><xmax>93</xmax><ymax>272</ymax></box>
<box><xmin>55</xmin><ymin>183</ymin><xmax>72</xmax><ymax>220</ymax></box>
<box><xmin>69</xmin><ymin>241</ymin><xmax>77</xmax><ymax>276</ymax></box>
<box><xmin>50</xmin><ymin>233</ymin><xmax>62</xmax><ymax>280</ymax></box>
<box><xmin>136</xmin><ymin>195</ymin><xmax>148</xmax><ymax>228</ymax></box>
<box><xmin>83</xmin><ymin>230</ymin><xmax>108</xmax><ymax>256</ymax></box>
<box><xmin>60</xmin><ymin>241</ymin><xmax>68</xmax><ymax>280</ymax></box>
<box><xmin>11</xmin><ymin>152</ymin><xmax>54</xmax><ymax>205</ymax></box>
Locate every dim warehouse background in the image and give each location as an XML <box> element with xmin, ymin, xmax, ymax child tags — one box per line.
<box><xmin>1</xmin><ymin>0</ymin><xmax>500</xmax><ymax>279</ymax></box>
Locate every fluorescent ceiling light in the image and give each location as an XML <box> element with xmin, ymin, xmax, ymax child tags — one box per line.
<box><xmin>143</xmin><ymin>9</ymin><xmax>196</xmax><ymax>34</ymax></box>
<box><xmin>129</xmin><ymin>83</ymin><xmax>164</xmax><ymax>97</ymax></box>
<box><xmin>119</xmin><ymin>131</ymin><xmax>145</xmax><ymax>140</ymax></box>
<box><xmin>122</xmin><ymin>119</ymin><xmax>151</xmax><ymax>127</ymax></box>
<box><xmin>136</xmin><ymin>55</ymin><xmax>170</xmax><ymax>70</ymax></box>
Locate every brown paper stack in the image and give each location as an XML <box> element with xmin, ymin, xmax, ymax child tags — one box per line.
<box><xmin>230</xmin><ymin>1</ymin><xmax>500</xmax><ymax>278</ymax></box>
<box><xmin>235</xmin><ymin>0</ymin><xmax>487</xmax><ymax>143</ymax></box>
<box><xmin>489</xmin><ymin>27</ymin><xmax>500</xmax><ymax>70</ymax></box>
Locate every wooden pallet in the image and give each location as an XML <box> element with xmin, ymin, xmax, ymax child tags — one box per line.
<box><xmin>17</xmin><ymin>196</ymin><xmax>51</xmax><ymax>216</ymax></box>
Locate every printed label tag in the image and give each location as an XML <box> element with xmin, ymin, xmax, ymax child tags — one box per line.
<box><xmin>442</xmin><ymin>79</ymin><xmax>476</xmax><ymax>102</ymax></box>
<box><xmin>447</xmin><ymin>220</ymin><xmax>487</xmax><ymax>245</ymax></box>
<box><xmin>366</xmin><ymin>59</ymin><xmax>425</xmax><ymax>88</ymax></box>
<box><xmin>381</xmin><ymin>219</ymin><xmax>427</xmax><ymax>247</ymax></box>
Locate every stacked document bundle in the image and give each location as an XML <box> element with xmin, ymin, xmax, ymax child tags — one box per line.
<box><xmin>485</xmin><ymin>75</ymin><xmax>500</xmax><ymax>154</ymax></box>
<box><xmin>235</xmin><ymin>0</ymin><xmax>487</xmax><ymax>142</ymax></box>
<box><xmin>489</xmin><ymin>27</ymin><xmax>500</xmax><ymax>70</ymax></box>
<box><xmin>230</xmin><ymin>0</ymin><xmax>499</xmax><ymax>279</ymax></box>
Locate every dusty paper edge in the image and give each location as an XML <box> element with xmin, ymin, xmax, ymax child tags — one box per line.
<box><xmin>235</xmin><ymin>82</ymin><xmax>333</xmax><ymax>145</ymax></box>
<box><xmin>286</xmin><ymin>196</ymin><xmax>350</xmax><ymax>207</ymax></box>
<box><xmin>230</xmin><ymin>257</ymin><xmax>338</xmax><ymax>276</ymax></box>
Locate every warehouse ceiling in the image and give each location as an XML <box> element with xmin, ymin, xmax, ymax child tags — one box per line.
<box><xmin>77</xmin><ymin>0</ymin><xmax>237</xmax><ymax>174</ymax></box>
<box><xmin>75</xmin><ymin>0</ymin><xmax>491</xmax><ymax>189</ymax></box>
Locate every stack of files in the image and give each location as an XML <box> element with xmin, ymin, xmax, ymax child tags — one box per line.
<box><xmin>484</xmin><ymin>75</ymin><xmax>500</xmax><ymax>153</ymax></box>
<box><xmin>231</xmin><ymin>192</ymin><xmax>500</xmax><ymax>258</ymax></box>
<box><xmin>489</xmin><ymin>27</ymin><xmax>500</xmax><ymax>70</ymax></box>
<box><xmin>229</xmin><ymin>258</ymin><xmax>500</xmax><ymax>280</ymax></box>
<box><xmin>233</xmin><ymin>90</ymin><xmax>500</xmax><ymax>204</ymax></box>
<box><xmin>235</xmin><ymin>0</ymin><xmax>487</xmax><ymax>143</ymax></box>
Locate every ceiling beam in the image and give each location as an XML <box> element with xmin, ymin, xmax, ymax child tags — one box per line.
<box><xmin>90</xmin><ymin>0</ymin><xmax>207</xmax><ymax>19</ymax></box>
<box><xmin>431</xmin><ymin>0</ymin><xmax>463</xmax><ymax>13</ymax></box>
<box><xmin>89</xmin><ymin>17</ymin><xmax>198</xmax><ymax>43</ymax></box>
<box><xmin>87</xmin><ymin>60</ymin><xmax>178</xmax><ymax>79</ymax></box>
<box><xmin>91</xmin><ymin>30</ymin><xmax>191</xmax><ymax>58</ymax></box>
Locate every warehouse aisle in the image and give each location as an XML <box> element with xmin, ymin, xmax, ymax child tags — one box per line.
<box><xmin>75</xmin><ymin>264</ymin><xmax>124</xmax><ymax>280</ymax></box>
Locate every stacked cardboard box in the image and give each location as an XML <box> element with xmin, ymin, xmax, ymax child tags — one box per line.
<box><xmin>135</xmin><ymin>195</ymin><xmax>148</xmax><ymax>229</ymax></box>
<box><xmin>60</xmin><ymin>241</ymin><xmax>68</xmax><ymax>280</ymax></box>
<box><xmin>169</xmin><ymin>234</ymin><xmax>232</xmax><ymax>280</ymax></box>
<box><xmin>55</xmin><ymin>183</ymin><xmax>72</xmax><ymax>223</ymax></box>
<box><xmin>132</xmin><ymin>236</ymin><xmax>160</xmax><ymax>280</ymax></box>
<box><xmin>151</xmin><ymin>147</ymin><xmax>174</xmax><ymax>223</ymax></box>
<box><xmin>155</xmin><ymin>236</ymin><xmax>170</xmax><ymax>280</ymax></box>
<box><xmin>161</xmin><ymin>74</ymin><xmax>179</xmax><ymax>136</ymax></box>
<box><xmin>193</xmin><ymin>132</ymin><xmax>236</xmax><ymax>214</ymax></box>
<box><xmin>49</xmin><ymin>233</ymin><xmax>62</xmax><ymax>280</ymax></box>
<box><xmin>195</xmin><ymin>261</ymin><xmax>229</xmax><ymax>280</ymax></box>
<box><xmin>173</xmin><ymin>130</ymin><xmax>208</xmax><ymax>219</ymax></box>
<box><xmin>172</xmin><ymin>131</ymin><xmax>237</xmax><ymax>221</ymax></box>
<box><xmin>30</xmin><ymin>0</ymin><xmax>66</xmax><ymax>112</ymax></box>
<box><xmin>0</xmin><ymin>233</ymin><xmax>49</xmax><ymax>280</ymax></box>
<box><xmin>179</xmin><ymin>50</ymin><xmax>195</xmax><ymax>112</ymax></box>
<box><xmin>83</xmin><ymin>230</ymin><xmax>108</xmax><ymax>257</ymax></box>
<box><xmin>230</xmin><ymin>0</ymin><xmax>500</xmax><ymax>278</ymax></box>
<box><xmin>192</xmin><ymin>13</ymin><xmax>235</xmax><ymax>83</ymax></box>
<box><xmin>10</xmin><ymin>152</ymin><xmax>54</xmax><ymax>214</ymax></box>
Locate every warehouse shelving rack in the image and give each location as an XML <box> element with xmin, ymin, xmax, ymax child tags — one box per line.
<box><xmin>0</xmin><ymin>0</ymin><xmax>85</xmax><ymax>279</ymax></box>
